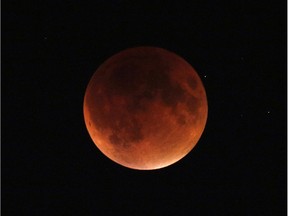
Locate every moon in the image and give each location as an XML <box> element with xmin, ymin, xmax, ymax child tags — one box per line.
<box><xmin>83</xmin><ymin>47</ymin><xmax>208</xmax><ymax>170</ymax></box>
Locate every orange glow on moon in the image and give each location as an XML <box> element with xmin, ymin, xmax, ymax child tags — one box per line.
<box><xmin>83</xmin><ymin>47</ymin><xmax>208</xmax><ymax>170</ymax></box>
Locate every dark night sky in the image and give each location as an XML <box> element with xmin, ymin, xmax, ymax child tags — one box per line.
<box><xmin>3</xmin><ymin>1</ymin><xmax>286</xmax><ymax>215</ymax></box>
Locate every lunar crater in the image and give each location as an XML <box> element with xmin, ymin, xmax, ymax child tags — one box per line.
<box><xmin>108</xmin><ymin>116</ymin><xmax>144</xmax><ymax>148</ymax></box>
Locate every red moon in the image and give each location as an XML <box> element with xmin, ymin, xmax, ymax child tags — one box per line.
<box><xmin>83</xmin><ymin>47</ymin><xmax>208</xmax><ymax>170</ymax></box>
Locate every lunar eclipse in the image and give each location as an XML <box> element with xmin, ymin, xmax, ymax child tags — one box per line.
<box><xmin>83</xmin><ymin>47</ymin><xmax>208</xmax><ymax>170</ymax></box>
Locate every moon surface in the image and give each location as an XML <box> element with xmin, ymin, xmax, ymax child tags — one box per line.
<box><xmin>83</xmin><ymin>47</ymin><xmax>208</xmax><ymax>170</ymax></box>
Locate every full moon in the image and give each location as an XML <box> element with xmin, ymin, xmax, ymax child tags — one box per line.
<box><xmin>83</xmin><ymin>47</ymin><xmax>208</xmax><ymax>170</ymax></box>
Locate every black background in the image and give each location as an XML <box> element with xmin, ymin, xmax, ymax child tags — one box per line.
<box><xmin>3</xmin><ymin>1</ymin><xmax>286</xmax><ymax>215</ymax></box>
